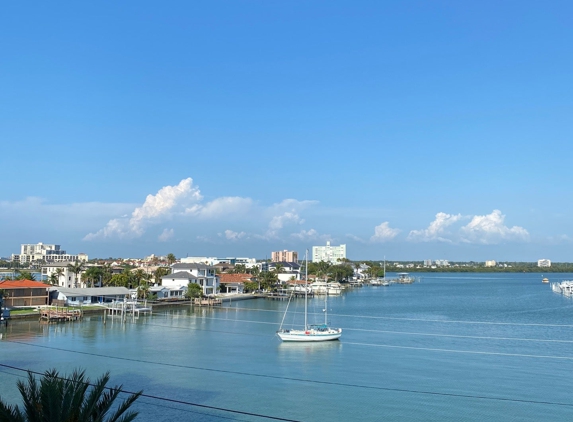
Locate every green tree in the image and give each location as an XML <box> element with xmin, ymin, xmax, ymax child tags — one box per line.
<box><xmin>83</xmin><ymin>266</ymin><xmax>104</xmax><ymax>288</ymax></box>
<box><xmin>259</xmin><ymin>270</ymin><xmax>278</xmax><ymax>291</ymax></box>
<box><xmin>167</xmin><ymin>253</ymin><xmax>176</xmax><ymax>266</ymax></box>
<box><xmin>15</xmin><ymin>270</ymin><xmax>36</xmax><ymax>281</ymax></box>
<box><xmin>233</xmin><ymin>264</ymin><xmax>247</xmax><ymax>274</ymax></box>
<box><xmin>0</xmin><ymin>368</ymin><xmax>141</xmax><ymax>422</ymax></box>
<box><xmin>48</xmin><ymin>273</ymin><xmax>58</xmax><ymax>285</ymax></box>
<box><xmin>153</xmin><ymin>267</ymin><xmax>170</xmax><ymax>285</ymax></box>
<box><xmin>243</xmin><ymin>281</ymin><xmax>258</xmax><ymax>293</ymax></box>
<box><xmin>67</xmin><ymin>261</ymin><xmax>85</xmax><ymax>288</ymax></box>
<box><xmin>186</xmin><ymin>282</ymin><xmax>203</xmax><ymax>299</ymax></box>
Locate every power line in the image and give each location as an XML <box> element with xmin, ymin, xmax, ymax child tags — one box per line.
<box><xmin>4</xmin><ymin>342</ymin><xmax>573</xmax><ymax>408</ymax></box>
<box><xmin>0</xmin><ymin>363</ymin><xmax>303</xmax><ymax>422</ymax></box>
<box><xmin>148</xmin><ymin>313</ymin><xmax>573</xmax><ymax>344</ymax></box>
<box><xmin>202</xmin><ymin>305</ymin><xmax>573</xmax><ymax>328</ymax></box>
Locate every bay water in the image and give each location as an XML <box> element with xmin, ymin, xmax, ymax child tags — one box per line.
<box><xmin>2</xmin><ymin>273</ymin><xmax>573</xmax><ymax>421</ymax></box>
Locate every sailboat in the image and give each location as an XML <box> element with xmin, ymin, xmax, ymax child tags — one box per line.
<box><xmin>381</xmin><ymin>256</ymin><xmax>389</xmax><ymax>286</ymax></box>
<box><xmin>277</xmin><ymin>251</ymin><xmax>342</xmax><ymax>342</ymax></box>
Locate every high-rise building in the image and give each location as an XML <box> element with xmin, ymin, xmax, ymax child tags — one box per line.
<box><xmin>11</xmin><ymin>242</ymin><xmax>88</xmax><ymax>263</ymax></box>
<box><xmin>485</xmin><ymin>260</ymin><xmax>496</xmax><ymax>267</ymax></box>
<box><xmin>312</xmin><ymin>241</ymin><xmax>346</xmax><ymax>264</ymax></box>
<box><xmin>538</xmin><ymin>259</ymin><xmax>551</xmax><ymax>268</ymax></box>
<box><xmin>271</xmin><ymin>250</ymin><xmax>298</xmax><ymax>263</ymax></box>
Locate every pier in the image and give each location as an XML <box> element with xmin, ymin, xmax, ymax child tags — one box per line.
<box><xmin>39</xmin><ymin>307</ymin><xmax>82</xmax><ymax>322</ymax></box>
<box><xmin>106</xmin><ymin>301</ymin><xmax>153</xmax><ymax>317</ymax></box>
<box><xmin>193</xmin><ymin>297</ymin><xmax>222</xmax><ymax>307</ymax></box>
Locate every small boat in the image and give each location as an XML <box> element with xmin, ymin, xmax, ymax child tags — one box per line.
<box><xmin>542</xmin><ymin>277</ymin><xmax>549</xmax><ymax>284</ymax></box>
<box><xmin>394</xmin><ymin>272</ymin><xmax>415</xmax><ymax>284</ymax></box>
<box><xmin>277</xmin><ymin>251</ymin><xmax>342</xmax><ymax>342</ymax></box>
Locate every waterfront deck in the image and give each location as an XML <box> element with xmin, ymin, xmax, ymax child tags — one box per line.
<box><xmin>193</xmin><ymin>298</ymin><xmax>222</xmax><ymax>307</ymax></box>
<box><xmin>40</xmin><ymin>308</ymin><xmax>82</xmax><ymax>322</ymax></box>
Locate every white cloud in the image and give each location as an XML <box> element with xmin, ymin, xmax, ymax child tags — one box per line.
<box><xmin>407</xmin><ymin>212</ymin><xmax>462</xmax><ymax>243</ymax></box>
<box><xmin>85</xmin><ymin>178</ymin><xmax>202</xmax><ymax>240</ymax></box>
<box><xmin>187</xmin><ymin>197</ymin><xmax>253</xmax><ymax>219</ymax></box>
<box><xmin>460</xmin><ymin>210</ymin><xmax>529</xmax><ymax>244</ymax></box>
<box><xmin>370</xmin><ymin>222</ymin><xmax>401</xmax><ymax>243</ymax></box>
<box><xmin>261</xmin><ymin>199</ymin><xmax>318</xmax><ymax>239</ymax></box>
<box><xmin>158</xmin><ymin>228</ymin><xmax>174</xmax><ymax>242</ymax></box>
<box><xmin>406</xmin><ymin>210</ymin><xmax>529</xmax><ymax>244</ymax></box>
<box><xmin>291</xmin><ymin>229</ymin><xmax>321</xmax><ymax>240</ymax></box>
<box><xmin>223</xmin><ymin>229</ymin><xmax>247</xmax><ymax>241</ymax></box>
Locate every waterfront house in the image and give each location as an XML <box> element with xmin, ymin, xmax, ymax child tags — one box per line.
<box><xmin>219</xmin><ymin>273</ymin><xmax>253</xmax><ymax>294</ymax></box>
<box><xmin>0</xmin><ymin>279</ymin><xmax>49</xmax><ymax>307</ymax></box>
<box><xmin>49</xmin><ymin>287</ymin><xmax>130</xmax><ymax>306</ymax></box>
<box><xmin>163</xmin><ymin>263</ymin><xmax>219</xmax><ymax>296</ymax></box>
<box><xmin>149</xmin><ymin>283</ymin><xmax>186</xmax><ymax>299</ymax></box>
<box><xmin>268</xmin><ymin>261</ymin><xmax>301</xmax><ymax>282</ymax></box>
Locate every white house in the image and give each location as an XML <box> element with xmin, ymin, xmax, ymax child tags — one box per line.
<box><xmin>538</xmin><ymin>259</ymin><xmax>551</xmax><ymax>268</ymax></box>
<box><xmin>268</xmin><ymin>262</ymin><xmax>301</xmax><ymax>282</ymax></box>
<box><xmin>49</xmin><ymin>287</ymin><xmax>129</xmax><ymax>306</ymax></box>
<box><xmin>162</xmin><ymin>263</ymin><xmax>218</xmax><ymax>296</ymax></box>
<box><xmin>41</xmin><ymin>262</ymin><xmax>85</xmax><ymax>288</ymax></box>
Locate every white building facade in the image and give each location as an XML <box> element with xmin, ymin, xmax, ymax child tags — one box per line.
<box><xmin>162</xmin><ymin>263</ymin><xmax>219</xmax><ymax>296</ymax></box>
<box><xmin>41</xmin><ymin>262</ymin><xmax>85</xmax><ymax>288</ymax></box>
<box><xmin>312</xmin><ymin>241</ymin><xmax>347</xmax><ymax>264</ymax></box>
<box><xmin>538</xmin><ymin>259</ymin><xmax>551</xmax><ymax>268</ymax></box>
<box><xmin>11</xmin><ymin>243</ymin><xmax>88</xmax><ymax>264</ymax></box>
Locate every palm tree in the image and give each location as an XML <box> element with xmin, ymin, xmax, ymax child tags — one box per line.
<box><xmin>54</xmin><ymin>268</ymin><xmax>65</xmax><ymax>286</ymax></box>
<box><xmin>0</xmin><ymin>368</ymin><xmax>141</xmax><ymax>422</ymax></box>
<box><xmin>67</xmin><ymin>261</ymin><xmax>85</xmax><ymax>288</ymax></box>
<box><xmin>166</xmin><ymin>253</ymin><xmax>176</xmax><ymax>266</ymax></box>
<box><xmin>48</xmin><ymin>273</ymin><xmax>58</xmax><ymax>285</ymax></box>
<box><xmin>153</xmin><ymin>267</ymin><xmax>170</xmax><ymax>286</ymax></box>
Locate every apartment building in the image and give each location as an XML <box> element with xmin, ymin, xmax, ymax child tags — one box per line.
<box><xmin>271</xmin><ymin>250</ymin><xmax>298</xmax><ymax>263</ymax></box>
<box><xmin>312</xmin><ymin>241</ymin><xmax>346</xmax><ymax>264</ymax></box>
<box><xmin>11</xmin><ymin>242</ymin><xmax>88</xmax><ymax>264</ymax></box>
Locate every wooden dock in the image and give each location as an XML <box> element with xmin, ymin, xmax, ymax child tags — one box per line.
<box><xmin>40</xmin><ymin>308</ymin><xmax>82</xmax><ymax>322</ymax></box>
<box><xmin>193</xmin><ymin>298</ymin><xmax>222</xmax><ymax>307</ymax></box>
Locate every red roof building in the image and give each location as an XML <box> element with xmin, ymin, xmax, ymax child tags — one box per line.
<box><xmin>0</xmin><ymin>279</ymin><xmax>50</xmax><ymax>307</ymax></box>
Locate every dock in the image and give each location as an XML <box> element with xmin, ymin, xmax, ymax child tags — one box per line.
<box><xmin>40</xmin><ymin>308</ymin><xmax>82</xmax><ymax>322</ymax></box>
<box><xmin>106</xmin><ymin>301</ymin><xmax>153</xmax><ymax>317</ymax></box>
<box><xmin>193</xmin><ymin>298</ymin><xmax>222</xmax><ymax>307</ymax></box>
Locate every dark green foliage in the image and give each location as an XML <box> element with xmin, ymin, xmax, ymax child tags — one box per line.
<box><xmin>0</xmin><ymin>369</ymin><xmax>141</xmax><ymax>422</ymax></box>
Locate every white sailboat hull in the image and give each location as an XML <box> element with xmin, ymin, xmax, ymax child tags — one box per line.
<box><xmin>277</xmin><ymin>328</ymin><xmax>342</xmax><ymax>342</ymax></box>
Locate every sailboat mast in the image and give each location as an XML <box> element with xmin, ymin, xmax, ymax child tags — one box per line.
<box><xmin>324</xmin><ymin>272</ymin><xmax>328</xmax><ymax>325</ymax></box>
<box><xmin>304</xmin><ymin>249</ymin><xmax>308</xmax><ymax>330</ymax></box>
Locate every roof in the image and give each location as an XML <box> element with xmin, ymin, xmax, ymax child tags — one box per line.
<box><xmin>161</xmin><ymin>271</ymin><xmax>198</xmax><ymax>279</ymax></box>
<box><xmin>269</xmin><ymin>262</ymin><xmax>301</xmax><ymax>269</ymax></box>
<box><xmin>50</xmin><ymin>287</ymin><xmax>130</xmax><ymax>297</ymax></box>
<box><xmin>171</xmin><ymin>263</ymin><xmax>214</xmax><ymax>270</ymax></box>
<box><xmin>41</xmin><ymin>262</ymin><xmax>76</xmax><ymax>268</ymax></box>
<box><xmin>219</xmin><ymin>273</ymin><xmax>252</xmax><ymax>284</ymax></box>
<box><xmin>0</xmin><ymin>280</ymin><xmax>50</xmax><ymax>289</ymax></box>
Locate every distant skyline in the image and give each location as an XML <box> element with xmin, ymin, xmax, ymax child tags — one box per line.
<box><xmin>1</xmin><ymin>2</ymin><xmax>572</xmax><ymax>261</ymax></box>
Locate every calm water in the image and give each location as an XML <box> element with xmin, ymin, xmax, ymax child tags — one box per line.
<box><xmin>2</xmin><ymin>273</ymin><xmax>573</xmax><ymax>421</ymax></box>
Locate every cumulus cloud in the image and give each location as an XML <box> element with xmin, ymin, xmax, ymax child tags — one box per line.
<box><xmin>260</xmin><ymin>199</ymin><xmax>318</xmax><ymax>239</ymax></box>
<box><xmin>407</xmin><ymin>212</ymin><xmax>462</xmax><ymax>243</ymax></box>
<box><xmin>158</xmin><ymin>228</ymin><xmax>174</xmax><ymax>242</ymax></box>
<box><xmin>291</xmin><ymin>229</ymin><xmax>320</xmax><ymax>240</ymax></box>
<box><xmin>460</xmin><ymin>210</ymin><xmax>529</xmax><ymax>244</ymax></box>
<box><xmin>222</xmin><ymin>229</ymin><xmax>247</xmax><ymax>241</ymax></box>
<box><xmin>370</xmin><ymin>222</ymin><xmax>401</xmax><ymax>243</ymax></box>
<box><xmin>85</xmin><ymin>178</ymin><xmax>202</xmax><ymax>240</ymax></box>
<box><xmin>187</xmin><ymin>197</ymin><xmax>253</xmax><ymax>219</ymax></box>
<box><xmin>406</xmin><ymin>210</ymin><xmax>529</xmax><ymax>244</ymax></box>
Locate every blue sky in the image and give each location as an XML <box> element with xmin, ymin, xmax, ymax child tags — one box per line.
<box><xmin>1</xmin><ymin>1</ymin><xmax>572</xmax><ymax>261</ymax></box>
